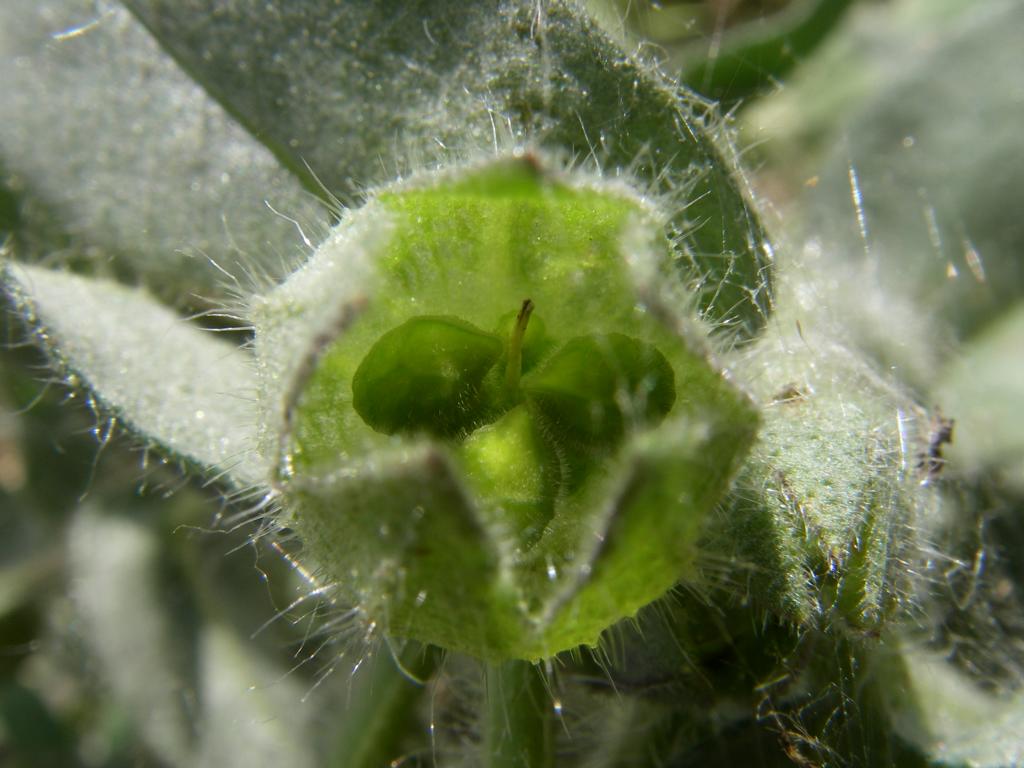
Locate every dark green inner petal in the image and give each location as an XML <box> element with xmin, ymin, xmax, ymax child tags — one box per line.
<box><xmin>352</xmin><ymin>315</ymin><xmax>503</xmax><ymax>438</ymax></box>
<box><xmin>523</xmin><ymin>334</ymin><xmax>676</xmax><ymax>448</ymax></box>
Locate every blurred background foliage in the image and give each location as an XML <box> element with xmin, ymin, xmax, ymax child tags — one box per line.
<box><xmin>2</xmin><ymin>0</ymin><xmax>1023</xmax><ymax>765</ymax></box>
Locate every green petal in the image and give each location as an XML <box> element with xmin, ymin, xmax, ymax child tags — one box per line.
<box><xmin>523</xmin><ymin>333</ymin><xmax>676</xmax><ymax>448</ymax></box>
<box><xmin>352</xmin><ymin>315</ymin><xmax>503</xmax><ymax>438</ymax></box>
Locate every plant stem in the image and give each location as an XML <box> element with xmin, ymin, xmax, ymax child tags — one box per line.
<box><xmin>330</xmin><ymin>641</ymin><xmax>440</xmax><ymax>768</ymax></box>
<box><xmin>485</xmin><ymin>659</ymin><xmax>553</xmax><ymax>768</ymax></box>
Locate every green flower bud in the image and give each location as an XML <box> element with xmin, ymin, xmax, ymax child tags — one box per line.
<box><xmin>713</xmin><ymin>320</ymin><xmax>939</xmax><ymax>632</ymax></box>
<box><xmin>252</xmin><ymin>153</ymin><xmax>759</xmax><ymax>660</ymax></box>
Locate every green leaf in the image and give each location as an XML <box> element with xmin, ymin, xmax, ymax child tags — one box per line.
<box><xmin>68</xmin><ymin>507</ymin><xmax>197</xmax><ymax>767</ymax></box>
<box><xmin>0</xmin><ymin>0</ymin><xmax>325</xmax><ymax>304</ymax></box>
<box><xmin>123</xmin><ymin>0</ymin><xmax>772</xmax><ymax>338</ymax></box>
<box><xmin>680</xmin><ymin>0</ymin><xmax>857</xmax><ymax>106</ymax></box>
<box><xmin>804</xmin><ymin>0</ymin><xmax>1024</xmax><ymax>341</ymax></box>
<box><xmin>937</xmin><ymin>302</ymin><xmax>1024</xmax><ymax>493</ymax></box>
<box><xmin>889</xmin><ymin>647</ymin><xmax>1024</xmax><ymax>768</ymax></box>
<box><xmin>3</xmin><ymin>263</ymin><xmax>263</xmax><ymax>485</ymax></box>
<box><xmin>196</xmin><ymin>623</ymin><xmax>317</xmax><ymax>768</ymax></box>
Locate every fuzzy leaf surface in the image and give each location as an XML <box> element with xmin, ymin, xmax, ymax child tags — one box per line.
<box><xmin>0</xmin><ymin>0</ymin><xmax>325</xmax><ymax>305</ymax></box>
<box><xmin>680</xmin><ymin>0</ymin><xmax>856</xmax><ymax>106</ymax></box>
<box><xmin>938</xmin><ymin>302</ymin><xmax>1024</xmax><ymax>492</ymax></box>
<box><xmin>68</xmin><ymin>508</ymin><xmax>197</xmax><ymax>767</ymax></box>
<box><xmin>124</xmin><ymin>0</ymin><xmax>772</xmax><ymax>338</ymax></box>
<box><xmin>197</xmin><ymin>623</ymin><xmax>316</xmax><ymax>768</ymax></box>
<box><xmin>891</xmin><ymin>648</ymin><xmax>1024</xmax><ymax>767</ymax></box>
<box><xmin>806</xmin><ymin>0</ymin><xmax>1024</xmax><ymax>340</ymax></box>
<box><xmin>4</xmin><ymin>263</ymin><xmax>263</xmax><ymax>485</ymax></box>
